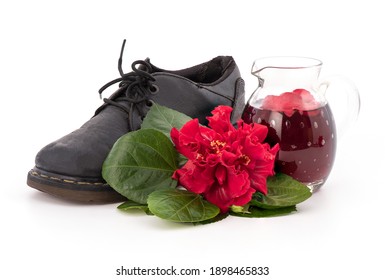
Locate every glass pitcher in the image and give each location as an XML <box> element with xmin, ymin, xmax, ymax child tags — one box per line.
<box><xmin>242</xmin><ymin>57</ymin><xmax>360</xmax><ymax>191</ymax></box>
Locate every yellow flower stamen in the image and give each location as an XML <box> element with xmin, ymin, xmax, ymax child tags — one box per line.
<box><xmin>196</xmin><ymin>153</ymin><xmax>205</xmax><ymax>161</ymax></box>
<box><xmin>239</xmin><ymin>154</ymin><xmax>251</xmax><ymax>166</ymax></box>
<box><xmin>210</xmin><ymin>140</ymin><xmax>226</xmax><ymax>154</ymax></box>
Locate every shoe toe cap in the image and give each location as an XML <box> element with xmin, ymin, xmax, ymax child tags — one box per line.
<box><xmin>34</xmin><ymin>108</ymin><xmax>130</xmax><ymax>178</ymax></box>
<box><xmin>35</xmin><ymin>138</ymin><xmax>106</xmax><ymax>178</ymax></box>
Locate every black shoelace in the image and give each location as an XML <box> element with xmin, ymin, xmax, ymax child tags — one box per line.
<box><xmin>96</xmin><ymin>39</ymin><xmax>158</xmax><ymax>130</ymax></box>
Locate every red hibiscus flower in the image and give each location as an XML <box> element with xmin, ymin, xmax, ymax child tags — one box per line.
<box><xmin>261</xmin><ymin>88</ymin><xmax>320</xmax><ymax>117</ymax></box>
<box><xmin>171</xmin><ymin>106</ymin><xmax>279</xmax><ymax>212</ymax></box>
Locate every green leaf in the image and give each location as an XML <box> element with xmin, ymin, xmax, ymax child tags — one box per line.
<box><xmin>148</xmin><ymin>189</ymin><xmax>220</xmax><ymax>223</ymax></box>
<box><xmin>102</xmin><ymin>129</ymin><xmax>178</xmax><ymax>204</ymax></box>
<box><xmin>141</xmin><ymin>103</ymin><xmax>192</xmax><ymax>140</ymax></box>
<box><xmin>118</xmin><ymin>200</ymin><xmax>148</xmax><ymax>211</ymax></box>
<box><xmin>117</xmin><ymin>200</ymin><xmax>152</xmax><ymax>215</ymax></box>
<box><xmin>250</xmin><ymin>173</ymin><xmax>312</xmax><ymax>209</ymax></box>
<box><xmin>230</xmin><ymin>205</ymin><xmax>297</xmax><ymax>218</ymax></box>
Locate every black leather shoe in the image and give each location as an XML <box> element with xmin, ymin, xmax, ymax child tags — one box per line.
<box><xmin>27</xmin><ymin>40</ymin><xmax>245</xmax><ymax>203</ymax></box>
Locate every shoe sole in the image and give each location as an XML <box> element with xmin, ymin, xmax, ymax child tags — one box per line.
<box><xmin>27</xmin><ymin>168</ymin><xmax>126</xmax><ymax>203</ymax></box>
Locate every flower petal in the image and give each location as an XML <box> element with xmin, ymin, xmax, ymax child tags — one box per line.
<box><xmin>232</xmin><ymin>188</ymin><xmax>255</xmax><ymax>208</ymax></box>
<box><xmin>205</xmin><ymin>168</ymin><xmax>252</xmax><ymax>212</ymax></box>
<box><xmin>173</xmin><ymin>161</ymin><xmax>214</xmax><ymax>194</ymax></box>
<box><xmin>207</xmin><ymin>106</ymin><xmax>235</xmax><ymax>134</ymax></box>
<box><xmin>171</xmin><ymin>119</ymin><xmax>201</xmax><ymax>159</ymax></box>
<box><xmin>261</xmin><ymin>89</ymin><xmax>320</xmax><ymax>117</ymax></box>
<box><xmin>215</xmin><ymin>165</ymin><xmax>227</xmax><ymax>185</ymax></box>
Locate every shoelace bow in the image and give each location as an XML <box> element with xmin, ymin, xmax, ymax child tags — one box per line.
<box><xmin>97</xmin><ymin>39</ymin><xmax>158</xmax><ymax>130</ymax></box>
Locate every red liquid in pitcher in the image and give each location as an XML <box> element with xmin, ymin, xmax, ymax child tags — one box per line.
<box><xmin>242</xmin><ymin>103</ymin><xmax>336</xmax><ymax>187</ymax></box>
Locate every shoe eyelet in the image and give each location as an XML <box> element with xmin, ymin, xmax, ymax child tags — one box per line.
<box><xmin>146</xmin><ymin>100</ymin><xmax>154</xmax><ymax>107</ymax></box>
<box><xmin>149</xmin><ymin>84</ymin><xmax>159</xmax><ymax>94</ymax></box>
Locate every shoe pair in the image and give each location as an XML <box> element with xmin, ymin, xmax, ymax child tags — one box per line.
<box><xmin>27</xmin><ymin>40</ymin><xmax>245</xmax><ymax>203</ymax></box>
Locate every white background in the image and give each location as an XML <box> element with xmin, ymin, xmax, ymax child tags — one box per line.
<box><xmin>1</xmin><ymin>0</ymin><xmax>383</xmax><ymax>279</ymax></box>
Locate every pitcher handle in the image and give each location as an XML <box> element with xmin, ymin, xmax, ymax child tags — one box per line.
<box><xmin>318</xmin><ymin>75</ymin><xmax>360</xmax><ymax>137</ymax></box>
